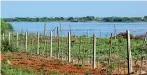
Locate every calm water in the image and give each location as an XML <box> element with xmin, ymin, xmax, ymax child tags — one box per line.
<box><xmin>9</xmin><ymin>22</ymin><xmax>147</xmax><ymax>37</ymax></box>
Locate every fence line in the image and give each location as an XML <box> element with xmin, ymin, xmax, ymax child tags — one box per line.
<box><xmin>2</xmin><ymin>29</ymin><xmax>147</xmax><ymax>74</ymax></box>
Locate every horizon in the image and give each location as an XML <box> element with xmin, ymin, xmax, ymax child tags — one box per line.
<box><xmin>1</xmin><ymin>1</ymin><xmax>147</xmax><ymax>18</ymax></box>
<box><xmin>2</xmin><ymin>16</ymin><xmax>147</xmax><ymax>18</ymax></box>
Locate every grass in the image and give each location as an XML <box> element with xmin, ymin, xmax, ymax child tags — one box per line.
<box><xmin>1</xmin><ymin>60</ymin><xmax>37</xmax><ymax>75</ymax></box>
<box><xmin>1</xmin><ymin>57</ymin><xmax>65</xmax><ymax>75</ymax></box>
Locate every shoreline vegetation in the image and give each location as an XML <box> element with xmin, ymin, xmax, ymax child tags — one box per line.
<box><xmin>2</xmin><ymin>16</ymin><xmax>147</xmax><ymax>22</ymax></box>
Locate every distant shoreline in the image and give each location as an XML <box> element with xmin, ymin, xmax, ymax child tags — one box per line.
<box><xmin>2</xmin><ymin>16</ymin><xmax>147</xmax><ymax>23</ymax></box>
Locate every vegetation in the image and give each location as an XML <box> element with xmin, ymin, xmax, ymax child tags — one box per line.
<box><xmin>2</xmin><ymin>16</ymin><xmax>147</xmax><ymax>22</ymax></box>
<box><xmin>1</xmin><ymin>59</ymin><xmax>37</xmax><ymax>75</ymax></box>
<box><xmin>1</xmin><ymin>21</ymin><xmax>147</xmax><ymax>74</ymax></box>
<box><xmin>1</xmin><ymin>39</ymin><xmax>19</xmax><ymax>53</ymax></box>
<box><xmin>5</xmin><ymin>33</ymin><xmax>147</xmax><ymax>62</ymax></box>
<box><xmin>1</xmin><ymin>20</ymin><xmax>14</xmax><ymax>33</ymax></box>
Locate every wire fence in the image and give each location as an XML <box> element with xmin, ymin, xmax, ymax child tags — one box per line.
<box><xmin>2</xmin><ymin>28</ymin><xmax>147</xmax><ymax>74</ymax></box>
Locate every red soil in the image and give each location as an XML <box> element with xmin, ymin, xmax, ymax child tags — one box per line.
<box><xmin>1</xmin><ymin>52</ymin><xmax>101</xmax><ymax>75</ymax></box>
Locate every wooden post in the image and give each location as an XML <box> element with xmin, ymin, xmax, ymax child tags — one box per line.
<box><xmin>78</xmin><ymin>36</ymin><xmax>82</xmax><ymax>64</ymax></box>
<box><xmin>25</xmin><ymin>32</ymin><xmax>28</xmax><ymax>52</ymax></box>
<box><xmin>31</xmin><ymin>37</ymin><xmax>33</xmax><ymax>53</ymax></box>
<box><xmin>8</xmin><ymin>32</ymin><xmax>11</xmax><ymax>44</ymax></box>
<box><xmin>44</xmin><ymin>23</ymin><xmax>46</xmax><ymax>38</ymax></box>
<box><xmin>43</xmin><ymin>24</ymin><xmax>46</xmax><ymax>56</ymax></box>
<box><xmin>57</xmin><ymin>27</ymin><xmax>60</xmax><ymax>59</ymax></box>
<box><xmin>126</xmin><ymin>30</ymin><xmax>132</xmax><ymax>74</ymax></box>
<box><xmin>87</xmin><ymin>30</ymin><xmax>89</xmax><ymax>38</ymax></box>
<box><xmin>2</xmin><ymin>33</ymin><xmax>5</xmax><ymax>41</ymax></box>
<box><xmin>68</xmin><ymin>32</ymin><xmax>71</xmax><ymax>63</ymax></box>
<box><xmin>114</xmin><ymin>24</ymin><xmax>116</xmax><ymax>40</ymax></box>
<box><xmin>108</xmin><ymin>33</ymin><xmax>112</xmax><ymax>65</ymax></box>
<box><xmin>145</xmin><ymin>32</ymin><xmax>147</xmax><ymax>41</ymax></box>
<box><xmin>60</xmin><ymin>23</ymin><xmax>62</xmax><ymax>42</ymax></box>
<box><xmin>50</xmin><ymin>31</ymin><xmax>52</xmax><ymax>57</ymax></box>
<box><xmin>100</xmin><ymin>30</ymin><xmax>101</xmax><ymax>38</ymax></box>
<box><xmin>93</xmin><ymin>34</ymin><xmax>96</xmax><ymax>69</ymax></box>
<box><xmin>37</xmin><ymin>31</ymin><xmax>40</xmax><ymax>55</ymax></box>
<box><xmin>16</xmin><ymin>32</ymin><xmax>18</xmax><ymax>47</ymax></box>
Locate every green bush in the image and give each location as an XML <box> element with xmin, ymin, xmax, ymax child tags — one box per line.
<box><xmin>1</xmin><ymin>20</ymin><xmax>14</xmax><ymax>33</ymax></box>
<box><xmin>1</xmin><ymin>60</ymin><xmax>36</xmax><ymax>75</ymax></box>
<box><xmin>1</xmin><ymin>39</ymin><xmax>18</xmax><ymax>52</ymax></box>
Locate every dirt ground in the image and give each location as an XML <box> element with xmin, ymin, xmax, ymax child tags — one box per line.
<box><xmin>1</xmin><ymin>52</ymin><xmax>147</xmax><ymax>75</ymax></box>
<box><xmin>1</xmin><ymin>52</ymin><xmax>101</xmax><ymax>75</ymax></box>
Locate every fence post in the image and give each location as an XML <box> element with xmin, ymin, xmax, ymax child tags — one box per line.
<box><xmin>16</xmin><ymin>32</ymin><xmax>18</xmax><ymax>47</ymax></box>
<box><xmin>100</xmin><ymin>30</ymin><xmax>101</xmax><ymax>38</ymax></box>
<box><xmin>145</xmin><ymin>32</ymin><xmax>147</xmax><ymax>41</ymax></box>
<box><xmin>57</xmin><ymin>27</ymin><xmax>60</xmax><ymax>59</ymax></box>
<box><xmin>50</xmin><ymin>31</ymin><xmax>52</xmax><ymax>58</ymax></box>
<box><xmin>25</xmin><ymin>32</ymin><xmax>28</xmax><ymax>52</ymax></box>
<box><xmin>114</xmin><ymin>24</ymin><xmax>116</xmax><ymax>40</ymax></box>
<box><xmin>126</xmin><ymin>30</ymin><xmax>132</xmax><ymax>75</ymax></box>
<box><xmin>37</xmin><ymin>31</ymin><xmax>40</xmax><ymax>55</ymax></box>
<box><xmin>8</xmin><ymin>32</ymin><xmax>11</xmax><ymax>44</ymax></box>
<box><xmin>2</xmin><ymin>33</ymin><xmax>5</xmax><ymax>41</ymax></box>
<box><xmin>108</xmin><ymin>33</ymin><xmax>112</xmax><ymax>65</ymax></box>
<box><xmin>93</xmin><ymin>34</ymin><xmax>96</xmax><ymax>69</ymax></box>
<box><xmin>44</xmin><ymin>23</ymin><xmax>46</xmax><ymax>38</ymax></box>
<box><xmin>87</xmin><ymin>30</ymin><xmax>89</xmax><ymax>38</ymax></box>
<box><xmin>68</xmin><ymin>32</ymin><xmax>71</xmax><ymax>63</ymax></box>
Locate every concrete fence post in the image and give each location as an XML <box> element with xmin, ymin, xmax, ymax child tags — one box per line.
<box><xmin>2</xmin><ymin>33</ymin><xmax>5</xmax><ymax>41</ymax></box>
<box><xmin>108</xmin><ymin>33</ymin><xmax>112</xmax><ymax>65</ymax></box>
<box><xmin>93</xmin><ymin>34</ymin><xmax>96</xmax><ymax>69</ymax></box>
<box><xmin>16</xmin><ymin>32</ymin><xmax>18</xmax><ymax>47</ymax></box>
<box><xmin>114</xmin><ymin>24</ymin><xmax>116</xmax><ymax>40</ymax></box>
<box><xmin>25</xmin><ymin>32</ymin><xmax>28</xmax><ymax>52</ymax></box>
<box><xmin>37</xmin><ymin>31</ymin><xmax>40</xmax><ymax>55</ymax></box>
<box><xmin>50</xmin><ymin>31</ymin><xmax>52</xmax><ymax>57</ymax></box>
<box><xmin>8</xmin><ymin>32</ymin><xmax>11</xmax><ymax>44</ymax></box>
<box><xmin>126</xmin><ymin>30</ymin><xmax>133</xmax><ymax>75</ymax></box>
<box><xmin>145</xmin><ymin>32</ymin><xmax>147</xmax><ymax>41</ymax></box>
<box><xmin>68</xmin><ymin>32</ymin><xmax>71</xmax><ymax>63</ymax></box>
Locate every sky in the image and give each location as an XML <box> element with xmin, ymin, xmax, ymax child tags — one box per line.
<box><xmin>1</xmin><ymin>1</ymin><xmax>147</xmax><ymax>18</ymax></box>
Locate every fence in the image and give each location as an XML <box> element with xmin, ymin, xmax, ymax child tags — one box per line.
<box><xmin>2</xmin><ymin>28</ymin><xmax>147</xmax><ymax>75</ymax></box>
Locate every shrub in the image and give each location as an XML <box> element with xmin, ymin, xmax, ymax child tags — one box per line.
<box><xmin>1</xmin><ymin>20</ymin><xmax>14</xmax><ymax>33</ymax></box>
<box><xmin>1</xmin><ymin>39</ymin><xmax>18</xmax><ymax>52</ymax></box>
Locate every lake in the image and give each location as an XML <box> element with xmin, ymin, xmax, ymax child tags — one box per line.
<box><xmin>9</xmin><ymin>22</ymin><xmax>147</xmax><ymax>37</ymax></box>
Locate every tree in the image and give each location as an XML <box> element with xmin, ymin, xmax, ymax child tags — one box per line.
<box><xmin>144</xmin><ymin>16</ymin><xmax>147</xmax><ymax>19</ymax></box>
<box><xmin>67</xmin><ymin>17</ymin><xmax>74</xmax><ymax>21</ymax></box>
<box><xmin>1</xmin><ymin>20</ymin><xmax>14</xmax><ymax>33</ymax></box>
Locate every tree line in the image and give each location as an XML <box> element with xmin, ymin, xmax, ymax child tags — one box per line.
<box><xmin>2</xmin><ymin>16</ymin><xmax>147</xmax><ymax>22</ymax></box>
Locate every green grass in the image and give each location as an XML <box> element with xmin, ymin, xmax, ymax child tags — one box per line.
<box><xmin>1</xmin><ymin>59</ymin><xmax>65</xmax><ymax>75</ymax></box>
<box><xmin>1</xmin><ymin>61</ymin><xmax>37</xmax><ymax>75</ymax></box>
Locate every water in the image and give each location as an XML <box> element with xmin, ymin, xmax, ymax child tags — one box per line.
<box><xmin>9</xmin><ymin>22</ymin><xmax>147</xmax><ymax>37</ymax></box>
